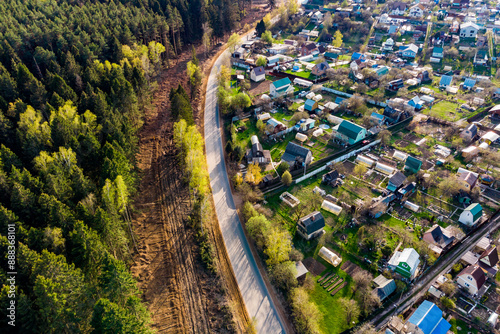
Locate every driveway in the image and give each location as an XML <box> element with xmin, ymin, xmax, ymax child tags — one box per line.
<box><xmin>204</xmin><ymin>40</ymin><xmax>286</xmax><ymax>333</ymax></box>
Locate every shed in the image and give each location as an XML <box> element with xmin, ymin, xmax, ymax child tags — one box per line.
<box><xmin>257</xmin><ymin>112</ymin><xmax>271</xmax><ymax>121</ymax></box>
<box><xmin>488</xmin><ymin>313</ymin><xmax>498</xmax><ymax>327</ymax></box>
<box><xmin>295</xmin><ymin>261</ymin><xmax>309</xmax><ymax>285</ymax></box>
<box><xmin>372</xmin><ymin>275</ymin><xmax>396</xmax><ymax>301</ymax></box>
<box><xmin>318</xmin><ymin>247</ymin><xmax>342</xmax><ymax>267</ymax></box>
<box><xmin>321</xmin><ymin>200</ymin><xmax>342</xmax><ymax>215</ymax></box>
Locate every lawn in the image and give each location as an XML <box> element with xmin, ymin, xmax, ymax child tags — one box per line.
<box><xmin>449</xmin><ymin>317</ymin><xmax>479</xmax><ymax>334</ymax></box>
<box><xmin>308</xmin><ymin>269</ymin><xmax>354</xmax><ymax>334</ymax></box>
<box><xmin>285</xmin><ymin>69</ymin><xmax>317</xmax><ymax>80</ymax></box>
<box><xmin>423</xmin><ymin>101</ymin><xmax>460</xmax><ymax>122</ymax></box>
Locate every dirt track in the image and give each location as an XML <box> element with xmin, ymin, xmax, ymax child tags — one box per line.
<box><xmin>129</xmin><ymin>26</ymin><xmax>266</xmax><ymax>333</ymax></box>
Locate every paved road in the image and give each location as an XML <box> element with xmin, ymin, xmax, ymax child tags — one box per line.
<box><xmin>372</xmin><ymin>211</ymin><xmax>500</xmax><ymax>329</ymax></box>
<box><xmin>204</xmin><ymin>43</ymin><xmax>286</xmax><ymax>333</ymax></box>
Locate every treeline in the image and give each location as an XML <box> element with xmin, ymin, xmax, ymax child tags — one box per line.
<box><xmin>0</xmin><ymin>0</ymin><xmax>178</xmax><ymax>332</ymax></box>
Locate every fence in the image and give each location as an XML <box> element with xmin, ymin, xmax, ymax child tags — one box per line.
<box><xmin>321</xmin><ymin>87</ymin><xmax>387</xmax><ymax>107</ymax></box>
<box><xmin>294</xmin><ymin>140</ymin><xmax>381</xmax><ymax>183</ymax></box>
<box><xmin>269</xmin><ymin>126</ymin><xmax>296</xmax><ymax>140</ymax></box>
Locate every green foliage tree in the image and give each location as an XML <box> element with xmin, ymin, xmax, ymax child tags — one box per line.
<box><xmin>264</xmin><ymin>228</ymin><xmax>292</xmax><ymax>266</ymax></box>
<box><xmin>261</xmin><ymin>31</ymin><xmax>274</xmax><ymax>45</ymax></box>
<box><xmin>282</xmin><ymin>170</ymin><xmax>292</xmax><ymax>186</ymax></box>
<box><xmin>228</xmin><ymin>33</ymin><xmax>241</xmax><ymax>53</ymax></box>
<box><xmin>256</xmin><ymin>56</ymin><xmax>268</xmax><ymax>67</ymax></box>
<box><xmin>290</xmin><ymin>287</ymin><xmax>322</xmax><ymax>334</ymax></box>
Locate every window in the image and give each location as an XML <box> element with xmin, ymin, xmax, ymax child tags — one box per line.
<box><xmin>468</xmin><ymin>276</ymin><xmax>473</xmax><ymax>281</ymax></box>
<box><xmin>465</xmin><ymin>282</ymin><xmax>470</xmax><ymax>287</ymax></box>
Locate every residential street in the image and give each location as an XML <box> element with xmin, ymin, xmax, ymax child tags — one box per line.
<box><xmin>204</xmin><ymin>36</ymin><xmax>287</xmax><ymax>333</ymax></box>
<box><xmin>372</xmin><ymin>211</ymin><xmax>500</xmax><ymax>330</ymax></box>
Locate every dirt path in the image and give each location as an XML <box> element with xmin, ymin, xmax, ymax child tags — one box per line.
<box><xmin>129</xmin><ymin>10</ymin><xmax>271</xmax><ymax>331</ymax></box>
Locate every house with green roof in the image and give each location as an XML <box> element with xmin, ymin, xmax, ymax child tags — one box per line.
<box><xmin>388</xmin><ymin>247</ymin><xmax>420</xmax><ymax>279</ymax></box>
<box><xmin>404</xmin><ymin>156</ymin><xmax>422</xmax><ymax>173</ymax></box>
<box><xmin>332</xmin><ymin>120</ymin><xmax>367</xmax><ymax>145</ymax></box>
<box><xmin>270</xmin><ymin>77</ymin><xmax>294</xmax><ymax>98</ymax></box>
<box><xmin>459</xmin><ymin>203</ymin><xmax>483</xmax><ymax>226</ymax></box>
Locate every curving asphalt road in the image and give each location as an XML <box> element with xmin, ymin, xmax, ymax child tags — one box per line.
<box><xmin>204</xmin><ymin>44</ymin><xmax>286</xmax><ymax>333</ymax></box>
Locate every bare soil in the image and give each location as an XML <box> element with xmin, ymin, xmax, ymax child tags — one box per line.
<box><xmin>129</xmin><ymin>7</ymin><xmax>272</xmax><ymax>332</ymax></box>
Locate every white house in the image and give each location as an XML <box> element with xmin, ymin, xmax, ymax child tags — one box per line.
<box><xmin>250</xmin><ymin>66</ymin><xmax>266</xmax><ymax>82</ymax></box>
<box><xmin>457</xmin><ymin>264</ymin><xmax>486</xmax><ymax>295</ymax></box>
<box><xmin>379</xmin><ymin>13</ymin><xmax>392</xmax><ymax>24</ymax></box>
<box><xmin>460</xmin><ymin>22</ymin><xmax>479</xmax><ymax>38</ymax></box>
<box><xmin>270</xmin><ymin>77</ymin><xmax>294</xmax><ymax>98</ymax></box>
<box><xmin>311</xmin><ymin>11</ymin><xmax>324</xmax><ymax>24</ymax></box>
<box><xmin>459</xmin><ymin>203</ymin><xmax>483</xmax><ymax>226</ymax></box>
<box><xmin>400</xmin><ymin>44</ymin><xmax>418</xmax><ymax>58</ymax></box>
<box><xmin>382</xmin><ymin>38</ymin><xmax>395</xmax><ymax>51</ymax></box>
<box><xmin>408</xmin><ymin>4</ymin><xmax>425</xmax><ymax>18</ymax></box>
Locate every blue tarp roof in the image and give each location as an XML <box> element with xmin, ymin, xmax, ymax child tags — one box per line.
<box><xmin>351</xmin><ymin>52</ymin><xmax>363</xmax><ymax>60</ymax></box>
<box><xmin>408</xmin><ymin>301</ymin><xmax>451</xmax><ymax>334</ymax></box>
<box><xmin>439</xmin><ymin>75</ymin><xmax>452</xmax><ymax>87</ymax></box>
<box><xmin>335</xmin><ymin>97</ymin><xmax>346</xmax><ymax>104</ymax></box>
<box><xmin>304</xmin><ymin>99</ymin><xmax>316</xmax><ymax>110</ymax></box>
<box><xmin>463</xmin><ymin>78</ymin><xmax>476</xmax><ymax>89</ymax></box>
<box><xmin>371</xmin><ymin>112</ymin><xmax>385</xmax><ymax>120</ymax></box>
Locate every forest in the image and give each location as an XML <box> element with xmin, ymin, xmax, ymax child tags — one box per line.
<box><xmin>0</xmin><ymin>0</ymin><xmax>244</xmax><ymax>332</ymax></box>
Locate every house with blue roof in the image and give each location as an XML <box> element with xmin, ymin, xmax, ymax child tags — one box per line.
<box><xmin>407</xmin><ymin>300</ymin><xmax>451</xmax><ymax>334</ymax></box>
<box><xmin>408</xmin><ymin>96</ymin><xmax>424</xmax><ymax>110</ymax></box>
<box><xmin>370</xmin><ymin>112</ymin><xmax>385</xmax><ymax>124</ymax></box>
<box><xmin>324</xmin><ymin>52</ymin><xmax>338</xmax><ymax>60</ymax></box>
<box><xmin>335</xmin><ymin>97</ymin><xmax>347</xmax><ymax>106</ymax></box>
<box><xmin>432</xmin><ymin>47</ymin><xmax>444</xmax><ymax>58</ymax></box>
<box><xmin>351</xmin><ymin>52</ymin><xmax>366</xmax><ymax>61</ymax></box>
<box><xmin>304</xmin><ymin>99</ymin><xmax>318</xmax><ymax>112</ymax></box>
<box><xmin>270</xmin><ymin>77</ymin><xmax>294</xmax><ymax>98</ymax></box>
<box><xmin>332</xmin><ymin>120</ymin><xmax>367</xmax><ymax>145</ymax></box>
<box><xmin>463</xmin><ymin>78</ymin><xmax>476</xmax><ymax>90</ymax></box>
<box><xmin>439</xmin><ymin>75</ymin><xmax>453</xmax><ymax>88</ymax></box>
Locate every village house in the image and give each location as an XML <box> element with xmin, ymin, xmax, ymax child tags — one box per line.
<box><xmin>300</xmin><ymin>43</ymin><xmax>318</xmax><ymax>57</ymax></box>
<box><xmin>458</xmin><ymin>170</ymin><xmax>478</xmax><ymax>190</ymax></box>
<box><xmin>270</xmin><ymin>77</ymin><xmax>294</xmax><ymax>98</ymax></box>
<box><xmin>432</xmin><ymin>47</ymin><xmax>444</xmax><ymax>59</ymax></box>
<box><xmin>439</xmin><ymin>75</ymin><xmax>453</xmax><ymax>88</ymax></box>
<box><xmin>408</xmin><ymin>4</ymin><xmax>425</xmax><ymax>18</ymax></box>
<box><xmin>332</xmin><ymin>120</ymin><xmax>367</xmax><ymax>145</ymax></box>
<box><xmin>457</xmin><ymin>264</ymin><xmax>486</xmax><ymax>295</ymax></box>
<box><xmin>460</xmin><ymin>22</ymin><xmax>479</xmax><ymax>38</ymax></box>
<box><xmin>281</xmin><ymin>142</ymin><xmax>313</xmax><ymax>166</ymax></box>
<box><xmin>297</xmin><ymin>211</ymin><xmax>325</xmax><ymax>240</ymax></box>
<box><xmin>459</xmin><ymin>203</ymin><xmax>483</xmax><ymax>226</ymax></box>
<box><xmin>266</xmin><ymin>118</ymin><xmax>287</xmax><ymax>134</ymax></box>
<box><xmin>474</xmin><ymin>50</ymin><xmax>488</xmax><ymax>66</ymax></box>
<box><xmin>423</xmin><ymin>224</ymin><xmax>455</xmax><ymax>257</ymax></box>
<box><xmin>382</xmin><ymin>37</ymin><xmax>394</xmax><ymax>51</ymax></box>
<box><xmin>404</xmin><ymin>156</ymin><xmax>422</xmax><ymax>173</ymax></box>
<box><xmin>389</xmin><ymin>2</ymin><xmax>407</xmax><ymax>15</ymax></box>
<box><xmin>399</xmin><ymin>44</ymin><xmax>418</xmax><ymax>58</ymax></box>
<box><xmin>304</xmin><ymin>99</ymin><xmax>318</xmax><ymax>113</ymax></box>
<box><xmin>479</xmin><ymin>245</ymin><xmax>499</xmax><ymax>276</ymax></box>
<box><xmin>460</xmin><ymin>124</ymin><xmax>478</xmax><ymax>142</ymax></box>
<box><xmin>406</xmin><ymin>301</ymin><xmax>451</xmax><ymax>334</ymax></box>
<box><xmin>387</xmin><ymin>171</ymin><xmax>407</xmax><ymax>192</ymax></box>
<box><xmin>388</xmin><ymin>247</ymin><xmax>420</xmax><ymax>279</ymax></box>
<box><xmin>245</xmin><ymin>135</ymin><xmax>271</xmax><ymax>165</ymax></box>
<box><xmin>311</xmin><ymin>61</ymin><xmax>329</xmax><ymax>76</ymax></box>
<box><xmin>372</xmin><ymin>275</ymin><xmax>396</xmax><ymax>301</ymax></box>
<box><xmin>250</xmin><ymin>66</ymin><xmax>265</xmax><ymax>82</ymax></box>
<box><xmin>310</xmin><ymin>11</ymin><xmax>324</xmax><ymax>24</ymax></box>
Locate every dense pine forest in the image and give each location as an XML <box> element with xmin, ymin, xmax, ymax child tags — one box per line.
<box><xmin>0</xmin><ymin>0</ymin><xmax>244</xmax><ymax>332</ymax></box>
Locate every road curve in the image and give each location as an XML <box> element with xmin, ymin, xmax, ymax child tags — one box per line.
<box><xmin>204</xmin><ymin>47</ymin><xmax>286</xmax><ymax>332</ymax></box>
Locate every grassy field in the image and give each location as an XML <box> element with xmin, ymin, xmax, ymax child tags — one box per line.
<box><xmin>423</xmin><ymin>100</ymin><xmax>461</xmax><ymax>121</ymax></box>
<box><xmin>449</xmin><ymin>317</ymin><xmax>479</xmax><ymax>334</ymax></box>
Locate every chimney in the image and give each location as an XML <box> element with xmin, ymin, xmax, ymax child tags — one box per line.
<box><xmin>311</xmin><ymin>215</ymin><xmax>315</xmax><ymax>221</ymax></box>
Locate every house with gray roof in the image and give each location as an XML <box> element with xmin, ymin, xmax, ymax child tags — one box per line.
<box><xmin>423</xmin><ymin>224</ymin><xmax>455</xmax><ymax>256</ymax></box>
<box><xmin>250</xmin><ymin>66</ymin><xmax>265</xmax><ymax>82</ymax></box>
<box><xmin>372</xmin><ymin>275</ymin><xmax>396</xmax><ymax>301</ymax></box>
<box><xmin>297</xmin><ymin>211</ymin><xmax>325</xmax><ymax>240</ymax></box>
<box><xmin>281</xmin><ymin>142</ymin><xmax>312</xmax><ymax>166</ymax></box>
<box><xmin>388</xmin><ymin>247</ymin><xmax>420</xmax><ymax>279</ymax></box>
